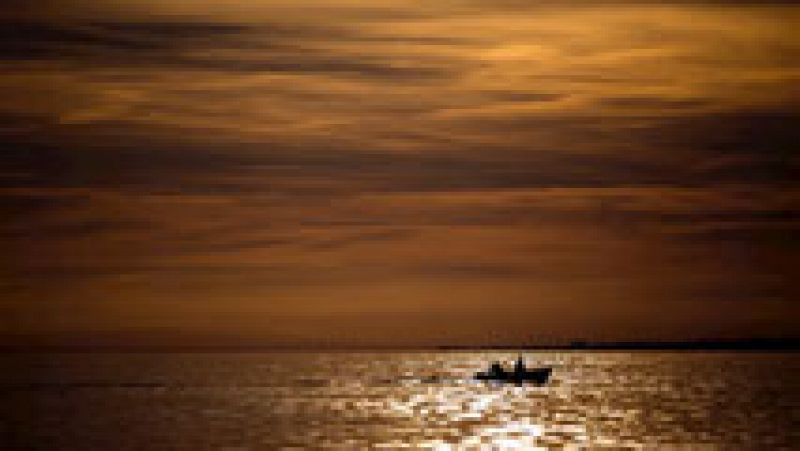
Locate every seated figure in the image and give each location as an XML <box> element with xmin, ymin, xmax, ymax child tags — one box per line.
<box><xmin>489</xmin><ymin>361</ymin><xmax>505</xmax><ymax>377</ymax></box>
<box><xmin>514</xmin><ymin>355</ymin><xmax>526</xmax><ymax>374</ymax></box>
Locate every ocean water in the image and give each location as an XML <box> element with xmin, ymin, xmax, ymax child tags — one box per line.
<box><xmin>3</xmin><ymin>351</ymin><xmax>798</xmax><ymax>449</ymax></box>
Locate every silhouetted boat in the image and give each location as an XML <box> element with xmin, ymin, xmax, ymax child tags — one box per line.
<box><xmin>475</xmin><ymin>356</ymin><xmax>551</xmax><ymax>384</ymax></box>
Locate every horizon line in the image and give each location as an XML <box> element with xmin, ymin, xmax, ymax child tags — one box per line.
<box><xmin>4</xmin><ymin>338</ymin><xmax>799</xmax><ymax>353</ymax></box>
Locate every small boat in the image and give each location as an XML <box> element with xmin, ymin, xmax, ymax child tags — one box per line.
<box><xmin>475</xmin><ymin>356</ymin><xmax>551</xmax><ymax>384</ymax></box>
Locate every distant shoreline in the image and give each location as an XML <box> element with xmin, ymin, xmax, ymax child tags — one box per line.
<box><xmin>435</xmin><ymin>339</ymin><xmax>800</xmax><ymax>352</ymax></box>
<box><xmin>3</xmin><ymin>339</ymin><xmax>799</xmax><ymax>353</ymax></box>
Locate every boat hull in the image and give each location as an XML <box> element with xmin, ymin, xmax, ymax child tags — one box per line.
<box><xmin>474</xmin><ymin>367</ymin><xmax>552</xmax><ymax>384</ymax></box>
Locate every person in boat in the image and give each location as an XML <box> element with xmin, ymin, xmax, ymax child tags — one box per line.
<box><xmin>489</xmin><ymin>361</ymin><xmax>505</xmax><ymax>377</ymax></box>
<box><xmin>514</xmin><ymin>355</ymin><xmax>526</xmax><ymax>374</ymax></box>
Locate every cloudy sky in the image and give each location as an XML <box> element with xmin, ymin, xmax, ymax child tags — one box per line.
<box><xmin>2</xmin><ymin>1</ymin><xmax>797</xmax><ymax>347</ymax></box>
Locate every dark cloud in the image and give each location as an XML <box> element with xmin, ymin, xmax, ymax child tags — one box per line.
<box><xmin>0</xmin><ymin>20</ymin><xmax>458</xmax><ymax>80</ymax></box>
<box><xmin>0</xmin><ymin>191</ymin><xmax>87</xmax><ymax>217</ymax></box>
<box><xmin>598</xmin><ymin>96</ymin><xmax>710</xmax><ymax>109</ymax></box>
<box><xmin>675</xmin><ymin>224</ymin><xmax>799</xmax><ymax>247</ymax></box>
<box><xmin>681</xmin><ymin>282</ymin><xmax>788</xmax><ymax>303</ymax></box>
<box><xmin>0</xmin><ymin>22</ymin><xmax>252</xmax><ymax>59</ymax></box>
<box><xmin>639</xmin><ymin>108</ymin><xmax>798</xmax><ymax>155</ymax></box>
<box><xmin>485</xmin><ymin>92</ymin><xmax>568</xmax><ymax>103</ymax></box>
<box><xmin>2</xmin><ymin>263</ymin><xmax>312</xmax><ymax>292</ymax></box>
<box><xmin>413</xmin><ymin>262</ymin><xmax>537</xmax><ymax>279</ymax></box>
<box><xmin>0</xmin><ymin>218</ymin><xmax>153</xmax><ymax>240</ymax></box>
<box><xmin>1</xmin><ymin>119</ymin><xmax>795</xmax><ymax>201</ymax></box>
<box><xmin>383</xmin><ymin>198</ymin><xmax>798</xmax><ymax>232</ymax></box>
<box><xmin>0</xmin><ymin>140</ymin><xmax>666</xmax><ymax>197</ymax></box>
<box><xmin>182</xmin><ymin>58</ymin><xmax>449</xmax><ymax>79</ymax></box>
<box><xmin>655</xmin><ymin>209</ymin><xmax>798</xmax><ymax>224</ymax></box>
<box><xmin>306</xmin><ymin>229</ymin><xmax>416</xmax><ymax>250</ymax></box>
<box><xmin>462</xmin><ymin>0</ymin><xmax>800</xmax><ymax>7</ymax></box>
<box><xmin>634</xmin><ymin>108</ymin><xmax>798</xmax><ymax>182</ymax></box>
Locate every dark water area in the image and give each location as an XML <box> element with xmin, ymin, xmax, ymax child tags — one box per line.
<box><xmin>3</xmin><ymin>351</ymin><xmax>799</xmax><ymax>449</ymax></box>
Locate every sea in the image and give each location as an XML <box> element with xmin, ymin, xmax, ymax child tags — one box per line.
<box><xmin>3</xmin><ymin>351</ymin><xmax>798</xmax><ymax>449</ymax></box>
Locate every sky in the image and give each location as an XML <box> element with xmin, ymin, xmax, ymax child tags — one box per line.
<box><xmin>1</xmin><ymin>1</ymin><xmax>797</xmax><ymax>348</ymax></box>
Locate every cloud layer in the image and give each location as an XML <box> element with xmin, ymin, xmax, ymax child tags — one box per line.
<box><xmin>1</xmin><ymin>1</ymin><xmax>797</xmax><ymax>346</ymax></box>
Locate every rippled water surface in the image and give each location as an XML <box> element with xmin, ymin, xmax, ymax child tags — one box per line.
<box><xmin>4</xmin><ymin>351</ymin><xmax>799</xmax><ymax>449</ymax></box>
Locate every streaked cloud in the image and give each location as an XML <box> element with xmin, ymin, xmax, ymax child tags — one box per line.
<box><xmin>1</xmin><ymin>0</ymin><xmax>797</xmax><ymax>346</ymax></box>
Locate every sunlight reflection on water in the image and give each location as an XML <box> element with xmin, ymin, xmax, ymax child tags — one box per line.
<box><xmin>4</xmin><ymin>351</ymin><xmax>799</xmax><ymax>449</ymax></box>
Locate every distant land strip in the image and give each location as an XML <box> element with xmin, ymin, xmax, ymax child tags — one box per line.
<box><xmin>436</xmin><ymin>338</ymin><xmax>800</xmax><ymax>352</ymax></box>
<box><xmin>2</xmin><ymin>338</ymin><xmax>799</xmax><ymax>353</ymax></box>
